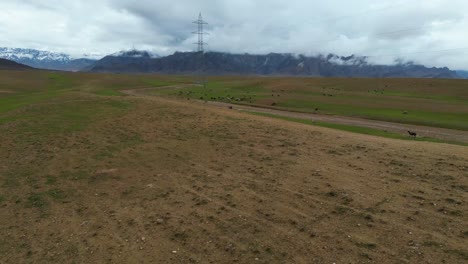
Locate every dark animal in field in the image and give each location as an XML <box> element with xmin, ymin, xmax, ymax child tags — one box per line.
<box><xmin>229</xmin><ymin>106</ymin><xmax>233</xmax><ymax>109</ymax></box>
<box><xmin>407</xmin><ymin>131</ymin><xmax>417</xmax><ymax>137</ymax></box>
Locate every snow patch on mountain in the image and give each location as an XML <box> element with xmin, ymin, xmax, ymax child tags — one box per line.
<box><xmin>0</xmin><ymin>47</ymin><xmax>71</xmax><ymax>62</ymax></box>
<box><xmin>0</xmin><ymin>47</ymin><xmax>97</xmax><ymax>71</ymax></box>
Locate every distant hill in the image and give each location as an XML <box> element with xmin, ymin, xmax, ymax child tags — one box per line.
<box><xmin>84</xmin><ymin>49</ymin><xmax>159</xmax><ymax>72</ymax></box>
<box><xmin>456</xmin><ymin>70</ymin><xmax>468</xmax><ymax>79</ymax></box>
<box><xmin>0</xmin><ymin>47</ymin><xmax>97</xmax><ymax>71</ymax></box>
<box><xmin>0</xmin><ymin>58</ymin><xmax>33</xmax><ymax>70</ymax></box>
<box><xmin>89</xmin><ymin>51</ymin><xmax>458</xmax><ymax>78</ymax></box>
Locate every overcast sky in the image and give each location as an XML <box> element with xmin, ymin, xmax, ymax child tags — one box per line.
<box><xmin>0</xmin><ymin>0</ymin><xmax>467</xmax><ymax>69</ymax></box>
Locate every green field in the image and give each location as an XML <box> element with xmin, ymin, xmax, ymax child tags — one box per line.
<box><xmin>247</xmin><ymin>111</ymin><xmax>468</xmax><ymax>146</ymax></box>
<box><xmin>153</xmin><ymin>77</ymin><xmax>468</xmax><ymax>130</ymax></box>
<box><xmin>0</xmin><ymin>71</ymin><xmax>189</xmax><ymax>114</ymax></box>
<box><xmin>1</xmin><ymin>71</ymin><xmax>468</xmax><ymax>135</ymax></box>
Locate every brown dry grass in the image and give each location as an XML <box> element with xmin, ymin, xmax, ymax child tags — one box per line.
<box><xmin>1</xmin><ymin>91</ymin><xmax>467</xmax><ymax>263</ymax></box>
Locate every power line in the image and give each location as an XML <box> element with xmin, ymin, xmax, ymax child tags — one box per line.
<box><xmin>192</xmin><ymin>12</ymin><xmax>208</xmax><ymax>52</ymax></box>
<box><xmin>192</xmin><ymin>13</ymin><xmax>208</xmax><ymax>88</ymax></box>
<box><xmin>184</xmin><ymin>10</ymin><xmax>467</xmax><ymax>62</ymax></box>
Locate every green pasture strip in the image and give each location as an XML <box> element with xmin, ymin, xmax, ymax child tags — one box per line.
<box><xmin>0</xmin><ymin>72</ymin><xmax>74</xmax><ymax>114</ymax></box>
<box><xmin>247</xmin><ymin>111</ymin><xmax>467</xmax><ymax>147</ymax></box>
<box><xmin>0</xmin><ymin>89</ymin><xmax>66</xmax><ymax>114</ymax></box>
<box><xmin>1</xmin><ymin>92</ymin><xmax>132</xmax><ymax>134</ymax></box>
<box><xmin>147</xmin><ymin>78</ymin><xmax>468</xmax><ymax>130</ymax></box>
<box><xmin>381</xmin><ymin>91</ymin><xmax>468</xmax><ymax>104</ymax></box>
<box><xmin>152</xmin><ymin>80</ymin><xmax>269</xmax><ymax>100</ymax></box>
<box><xmin>278</xmin><ymin>99</ymin><xmax>468</xmax><ymax>131</ymax></box>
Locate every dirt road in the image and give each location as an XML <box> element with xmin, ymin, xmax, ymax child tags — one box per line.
<box><xmin>122</xmin><ymin>86</ymin><xmax>468</xmax><ymax>144</ymax></box>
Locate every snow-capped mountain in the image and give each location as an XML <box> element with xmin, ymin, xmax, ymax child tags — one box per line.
<box><xmin>0</xmin><ymin>47</ymin><xmax>97</xmax><ymax>71</ymax></box>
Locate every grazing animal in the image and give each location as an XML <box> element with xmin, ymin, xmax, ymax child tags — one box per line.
<box><xmin>407</xmin><ymin>131</ymin><xmax>417</xmax><ymax>137</ymax></box>
<box><xmin>228</xmin><ymin>106</ymin><xmax>233</xmax><ymax>109</ymax></box>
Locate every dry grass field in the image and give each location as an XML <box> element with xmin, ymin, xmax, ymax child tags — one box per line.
<box><xmin>0</xmin><ymin>70</ymin><xmax>467</xmax><ymax>263</ymax></box>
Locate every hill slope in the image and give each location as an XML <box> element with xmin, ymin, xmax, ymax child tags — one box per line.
<box><xmin>0</xmin><ymin>58</ymin><xmax>33</xmax><ymax>70</ymax></box>
<box><xmin>89</xmin><ymin>51</ymin><xmax>458</xmax><ymax>78</ymax></box>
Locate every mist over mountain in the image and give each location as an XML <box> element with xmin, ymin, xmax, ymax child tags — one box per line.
<box><xmin>89</xmin><ymin>51</ymin><xmax>458</xmax><ymax>78</ymax></box>
<box><xmin>82</xmin><ymin>49</ymin><xmax>160</xmax><ymax>72</ymax></box>
<box><xmin>0</xmin><ymin>46</ymin><xmax>462</xmax><ymax>78</ymax></box>
<box><xmin>0</xmin><ymin>47</ymin><xmax>97</xmax><ymax>71</ymax></box>
<box><xmin>456</xmin><ymin>70</ymin><xmax>468</xmax><ymax>79</ymax></box>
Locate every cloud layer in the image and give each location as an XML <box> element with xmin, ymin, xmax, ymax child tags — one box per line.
<box><xmin>0</xmin><ymin>0</ymin><xmax>467</xmax><ymax>69</ymax></box>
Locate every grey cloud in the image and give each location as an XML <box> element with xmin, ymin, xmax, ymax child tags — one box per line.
<box><xmin>0</xmin><ymin>0</ymin><xmax>467</xmax><ymax>69</ymax></box>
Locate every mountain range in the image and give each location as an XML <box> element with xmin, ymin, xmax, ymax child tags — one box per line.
<box><xmin>89</xmin><ymin>51</ymin><xmax>459</xmax><ymax>79</ymax></box>
<box><xmin>0</xmin><ymin>47</ymin><xmax>96</xmax><ymax>71</ymax></box>
<box><xmin>1</xmin><ymin>47</ymin><xmax>466</xmax><ymax>79</ymax></box>
<box><xmin>81</xmin><ymin>50</ymin><xmax>159</xmax><ymax>72</ymax></box>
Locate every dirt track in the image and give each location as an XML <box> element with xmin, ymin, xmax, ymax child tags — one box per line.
<box><xmin>122</xmin><ymin>86</ymin><xmax>468</xmax><ymax>144</ymax></box>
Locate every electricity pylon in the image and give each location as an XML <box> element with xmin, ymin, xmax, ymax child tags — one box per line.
<box><xmin>192</xmin><ymin>13</ymin><xmax>208</xmax><ymax>88</ymax></box>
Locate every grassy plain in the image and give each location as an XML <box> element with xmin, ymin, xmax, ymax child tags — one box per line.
<box><xmin>0</xmin><ymin>70</ymin><xmax>467</xmax><ymax>263</ymax></box>
<box><xmin>154</xmin><ymin>76</ymin><xmax>468</xmax><ymax>130</ymax></box>
<box><xmin>248</xmin><ymin>111</ymin><xmax>468</xmax><ymax>146</ymax></box>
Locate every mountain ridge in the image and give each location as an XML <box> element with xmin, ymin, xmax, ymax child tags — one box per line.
<box><xmin>89</xmin><ymin>51</ymin><xmax>458</xmax><ymax>78</ymax></box>
<box><xmin>2</xmin><ymin>47</ymin><xmax>462</xmax><ymax>78</ymax></box>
